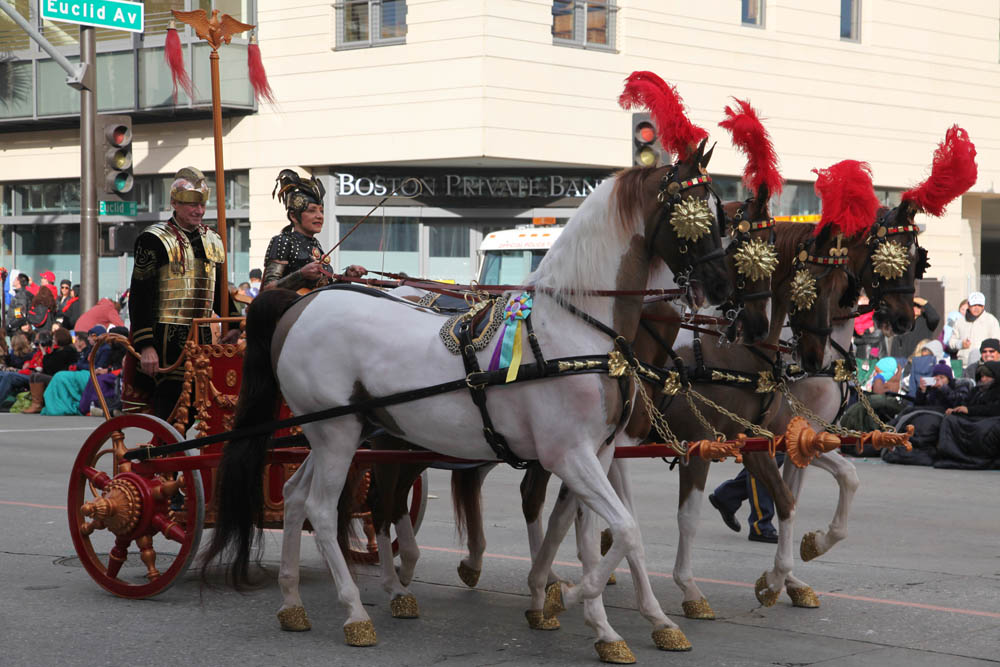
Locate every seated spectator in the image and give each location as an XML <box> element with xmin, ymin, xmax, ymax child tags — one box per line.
<box><xmin>914</xmin><ymin>362</ymin><xmax>967</xmax><ymax>411</ymax></box>
<box><xmin>963</xmin><ymin>338</ymin><xmax>999</xmax><ymax>383</ymax></box>
<box><xmin>853</xmin><ymin>295</ymin><xmax>887</xmax><ymax>358</ymax></box>
<box><xmin>77</xmin><ymin>326</ymin><xmax>130</xmax><ymax>417</ymax></box>
<box><xmin>23</xmin><ymin>328</ymin><xmax>76</xmax><ymax>413</ymax></box>
<box><xmin>948</xmin><ymin>291</ymin><xmax>1000</xmax><ymax>369</ymax></box>
<box><xmin>27</xmin><ymin>282</ymin><xmax>57</xmax><ymax>332</ymax></box>
<box><xmin>891</xmin><ymin>297</ymin><xmax>941</xmax><ymax>359</ymax></box>
<box><xmin>946</xmin><ymin>362</ymin><xmax>1000</xmax><ymax>417</ymax></box>
<box><xmin>73</xmin><ymin>295</ymin><xmax>125</xmax><ymax>333</ymax></box>
<box><xmin>871</xmin><ymin>357</ymin><xmax>903</xmax><ymax>394</ymax></box>
<box><xmin>0</xmin><ymin>333</ymin><xmax>34</xmax><ymax>407</ymax></box>
<box><xmin>56</xmin><ymin>279</ymin><xmax>80</xmax><ymax>330</ymax></box>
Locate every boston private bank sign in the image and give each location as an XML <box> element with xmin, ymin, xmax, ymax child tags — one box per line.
<box><xmin>335</xmin><ymin>170</ymin><xmax>613</xmax><ymax>207</ymax></box>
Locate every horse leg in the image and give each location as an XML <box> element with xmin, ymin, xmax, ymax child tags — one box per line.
<box><xmin>748</xmin><ymin>453</ymin><xmax>802</xmax><ymax>608</ymax></box>
<box><xmin>297</xmin><ymin>421</ymin><xmax>377</xmax><ymax>646</ymax></box>
<box><xmin>390</xmin><ymin>463</ymin><xmax>425</xmax><ymax>588</ymax></box>
<box><xmin>545</xmin><ymin>449</ymin><xmax>691</xmax><ymax>654</ymax></box>
<box><xmin>799</xmin><ymin>451</ymin><xmax>859</xmax><ymax>561</ymax></box>
<box><xmin>672</xmin><ymin>457</ymin><xmax>715</xmax><ymax>619</ymax></box>
<box><xmin>455</xmin><ymin>463</ymin><xmax>495</xmax><ymax>588</ymax></box>
<box><xmin>276</xmin><ymin>455</ymin><xmax>314</xmax><ymax>632</ymax></box>
<box><xmin>525</xmin><ymin>481</ymin><xmax>576</xmax><ymax>631</ymax></box>
<box><xmin>521</xmin><ymin>462</ymin><xmax>561</xmax><ymax>586</ymax></box>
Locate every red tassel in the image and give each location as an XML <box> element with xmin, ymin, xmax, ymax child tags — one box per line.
<box><xmin>902</xmin><ymin>125</ymin><xmax>978</xmax><ymax>217</ymax></box>
<box><xmin>812</xmin><ymin>160</ymin><xmax>880</xmax><ymax>238</ymax></box>
<box><xmin>164</xmin><ymin>22</ymin><xmax>194</xmax><ymax>103</ymax></box>
<box><xmin>619</xmin><ymin>71</ymin><xmax>708</xmax><ymax>161</ymax></box>
<box><xmin>248</xmin><ymin>34</ymin><xmax>276</xmax><ymax>105</ymax></box>
<box><xmin>718</xmin><ymin>98</ymin><xmax>784</xmax><ymax>197</ymax></box>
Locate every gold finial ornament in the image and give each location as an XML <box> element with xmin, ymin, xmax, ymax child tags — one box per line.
<box><xmin>733</xmin><ymin>237</ymin><xmax>779</xmax><ymax>282</ymax></box>
<box><xmin>670</xmin><ymin>196</ymin><xmax>714</xmax><ymax>242</ymax></box>
<box><xmin>790</xmin><ymin>269</ymin><xmax>818</xmax><ymax>311</ymax></box>
<box><xmin>872</xmin><ymin>240</ymin><xmax>910</xmax><ymax>280</ymax></box>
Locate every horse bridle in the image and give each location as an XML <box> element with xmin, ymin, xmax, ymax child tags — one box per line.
<box><xmin>861</xmin><ymin>210</ymin><xmax>928</xmax><ymax>310</ymax></box>
<box><xmin>720</xmin><ymin>198</ymin><xmax>778</xmax><ymax>332</ymax></box>
<box><xmin>648</xmin><ymin>166</ymin><xmax>727</xmax><ymax>298</ymax></box>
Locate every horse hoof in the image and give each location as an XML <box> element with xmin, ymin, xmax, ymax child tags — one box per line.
<box><xmin>595</xmin><ymin>639</ymin><xmax>636</xmax><ymax>664</ymax></box>
<box><xmin>787</xmin><ymin>585</ymin><xmax>820</xmax><ymax>608</ymax></box>
<box><xmin>652</xmin><ymin>627</ymin><xmax>692</xmax><ymax>651</ymax></box>
<box><xmin>754</xmin><ymin>573</ymin><xmax>781</xmax><ymax>607</ymax></box>
<box><xmin>682</xmin><ymin>597</ymin><xmax>715</xmax><ymax>620</ymax></box>
<box><xmin>543</xmin><ymin>581</ymin><xmax>566</xmax><ymax>619</ymax></box>
<box><xmin>343</xmin><ymin>619</ymin><xmax>377</xmax><ymax>646</ymax></box>
<box><xmin>600</xmin><ymin>528</ymin><xmax>614</xmax><ymax>556</ymax></box>
<box><xmin>276</xmin><ymin>606</ymin><xmax>311</xmax><ymax>632</ymax></box>
<box><xmin>524</xmin><ymin>609</ymin><xmax>560</xmax><ymax>630</ymax></box>
<box><xmin>607</xmin><ymin>572</ymin><xmax>617</xmax><ymax>585</ymax></box>
<box><xmin>800</xmin><ymin>531</ymin><xmax>821</xmax><ymax>562</ymax></box>
<box><xmin>390</xmin><ymin>593</ymin><xmax>419</xmax><ymax>619</ymax></box>
<box><xmin>457</xmin><ymin>562</ymin><xmax>481</xmax><ymax>588</ymax></box>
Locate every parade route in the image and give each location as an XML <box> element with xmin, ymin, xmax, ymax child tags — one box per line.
<box><xmin>1</xmin><ymin>413</ymin><xmax>998</xmax><ymax>666</ymax></box>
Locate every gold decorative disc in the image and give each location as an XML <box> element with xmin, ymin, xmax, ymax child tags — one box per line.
<box><xmin>787</xmin><ymin>585</ymin><xmax>821</xmax><ymax>608</ymax></box>
<box><xmin>872</xmin><ymin>240</ymin><xmax>910</xmax><ymax>280</ymax></box>
<box><xmin>343</xmin><ymin>619</ymin><xmax>377</xmax><ymax>647</ymax></box>
<box><xmin>525</xmin><ymin>609</ymin><xmax>561</xmax><ymax>630</ymax></box>
<box><xmin>277</xmin><ymin>606</ymin><xmax>311</xmax><ymax>632</ymax></box>
<box><xmin>595</xmin><ymin>639</ymin><xmax>637</xmax><ymax>663</ymax></box>
<box><xmin>733</xmin><ymin>237</ymin><xmax>779</xmax><ymax>282</ymax></box>
<box><xmin>670</xmin><ymin>196</ymin><xmax>714</xmax><ymax>242</ymax></box>
<box><xmin>754</xmin><ymin>573</ymin><xmax>781</xmax><ymax>607</ymax></box>
<box><xmin>790</xmin><ymin>269</ymin><xmax>818</xmax><ymax>311</ymax></box>
<box><xmin>652</xmin><ymin>627</ymin><xmax>693</xmax><ymax>651</ymax></box>
<box><xmin>682</xmin><ymin>597</ymin><xmax>715</xmax><ymax>620</ymax></box>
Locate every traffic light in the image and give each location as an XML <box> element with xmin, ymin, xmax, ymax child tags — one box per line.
<box><xmin>632</xmin><ymin>112</ymin><xmax>668</xmax><ymax>167</ymax></box>
<box><xmin>98</xmin><ymin>114</ymin><xmax>133</xmax><ymax>201</ymax></box>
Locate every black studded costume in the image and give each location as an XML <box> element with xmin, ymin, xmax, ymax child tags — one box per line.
<box><xmin>262</xmin><ymin>170</ymin><xmax>333</xmax><ymax>291</ymax></box>
<box><xmin>127</xmin><ymin>168</ymin><xmax>226</xmax><ymax>420</ymax></box>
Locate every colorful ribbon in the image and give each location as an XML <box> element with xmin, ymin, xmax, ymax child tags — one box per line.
<box><xmin>489</xmin><ymin>293</ymin><xmax>533</xmax><ymax>382</ymax></box>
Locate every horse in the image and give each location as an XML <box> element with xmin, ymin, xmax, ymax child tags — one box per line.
<box><xmin>200</xmin><ymin>140</ymin><xmax>734</xmax><ymax>659</ymax></box>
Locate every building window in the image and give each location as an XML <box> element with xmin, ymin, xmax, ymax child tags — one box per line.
<box><xmin>741</xmin><ymin>0</ymin><xmax>764</xmax><ymax>27</ymax></box>
<box><xmin>335</xmin><ymin>0</ymin><xmax>407</xmax><ymax>50</ymax></box>
<box><xmin>552</xmin><ymin>1</ymin><xmax>617</xmax><ymax>51</ymax></box>
<box><xmin>841</xmin><ymin>0</ymin><xmax>860</xmax><ymax>41</ymax></box>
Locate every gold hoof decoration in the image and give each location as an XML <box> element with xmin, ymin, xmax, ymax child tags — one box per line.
<box><xmin>595</xmin><ymin>640</ymin><xmax>637</xmax><ymax>664</ymax></box>
<box><xmin>607</xmin><ymin>572</ymin><xmax>617</xmax><ymax>586</ymax></box>
<box><xmin>787</xmin><ymin>585</ymin><xmax>820</xmax><ymax>608</ymax></box>
<box><xmin>343</xmin><ymin>620</ymin><xmax>377</xmax><ymax>647</ymax></box>
<box><xmin>457</xmin><ymin>561</ymin><xmax>481</xmax><ymax>588</ymax></box>
<box><xmin>525</xmin><ymin>609</ymin><xmax>561</xmax><ymax>630</ymax></box>
<box><xmin>543</xmin><ymin>581</ymin><xmax>566</xmax><ymax>619</ymax></box>
<box><xmin>682</xmin><ymin>597</ymin><xmax>715</xmax><ymax>620</ymax></box>
<box><xmin>800</xmin><ymin>531</ymin><xmax>821</xmax><ymax>562</ymax></box>
<box><xmin>754</xmin><ymin>573</ymin><xmax>780</xmax><ymax>607</ymax></box>
<box><xmin>652</xmin><ymin>627</ymin><xmax>692</xmax><ymax>652</ymax></box>
<box><xmin>390</xmin><ymin>593</ymin><xmax>419</xmax><ymax>619</ymax></box>
<box><xmin>277</xmin><ymin>606</ymin><xmax>311</xmax><ymax>632</ymax></box>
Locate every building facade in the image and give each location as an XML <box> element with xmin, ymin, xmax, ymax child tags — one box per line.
<box><xmin>1</xmin><ymin>0</ymin><xmax>998</xmax><ymax>310</ymax></box>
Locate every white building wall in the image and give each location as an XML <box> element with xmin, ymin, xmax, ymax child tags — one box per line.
<box><xmin>1</xmin><ymin>0</ymin><xmax>997</xmax><ymax>307</ymax></box>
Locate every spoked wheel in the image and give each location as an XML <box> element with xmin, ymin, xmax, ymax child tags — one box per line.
<box><xmin>68</xmin><ymin>414</ymin><xmax>204</xmax><ymax>599</ymax></box>
<box><xmin>347</xmin><ymin>468</ymin><xmax>429</xmax><ymax>564</ymax></box>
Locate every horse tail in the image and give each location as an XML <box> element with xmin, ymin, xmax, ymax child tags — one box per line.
<box><xmin>199</xmin><ymin>287</ymin><xmax>300</xmax><ymax>588</ymax></box>
<box><xmin>451</xmin><ymin>467</ymin><xmax>483</xmax><ymax>542</ymax></box>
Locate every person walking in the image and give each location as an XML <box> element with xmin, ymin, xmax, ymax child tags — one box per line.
<box><xmin>708</xmin><ymin>455</ymin><xmax>785</xmax><ymax>543</ymax></box>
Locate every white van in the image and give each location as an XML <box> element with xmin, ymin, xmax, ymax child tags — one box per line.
<box><xmin>476</xmin><ymin>225</ymin><xmax>564</xmax><ymax>284</ymax></box>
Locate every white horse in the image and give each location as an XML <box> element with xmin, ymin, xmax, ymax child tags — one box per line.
<box><xmin>201</xmin><ymin>149</ymin><xmax>733</xmax><ymax>660</ymax></box>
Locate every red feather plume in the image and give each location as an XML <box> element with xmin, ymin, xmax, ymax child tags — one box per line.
<box><xmin>164</xmin><ymin>22</ymin><xmax>194</xmax><ymax>103</ymax></box>
<box><xmin>618</xmin><ymin>71</ymin><xmax>708</xmax><ymax>161</ymax></box>
<box><xmin>718</xmin><ymin>98</ymin><xmax>783</xmax><ymax>196</ymax></box>
<box><xmin>901</xmin><ymin>125</ymin><xmax>977</xmax><ymax>217</ymax></box>
<box><xmin>811</xmin><ymin>160</ymin><xmax>880</xmax><ymax>238</ymax></box>
<box><xmin>248</xmin><ymin>33</ymin><xmax>276</xmax><ymax>105</ymax></box>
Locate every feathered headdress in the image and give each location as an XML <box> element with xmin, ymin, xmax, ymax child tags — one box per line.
<box><xmin>618</xmin><ymin>71</ymin><xmax>708</xmax><ymax>161</ymax></box>
<box><xmin>901</xmin><ymin>125</ymin><xmax>977</xmax><ymax>217</ymax></box>
<box><xmin>812</xmin><ymin>160</ymin><xmax>880</xmax><ymax>238</ymax></box>
<box><xmin>718</xmin><ymin>98</ymin><xmax>783</xmax><ymax>196</ymax></box>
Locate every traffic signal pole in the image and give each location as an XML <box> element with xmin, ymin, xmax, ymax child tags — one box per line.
<box><xmin>80</xmin><ymin>26</ymin><xmax>98</xmax><ymax>311</ymax></box>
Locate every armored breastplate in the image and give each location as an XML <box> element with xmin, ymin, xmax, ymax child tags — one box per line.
<box><xmin>146</xmin><ymin>222</ymin><xmax>226</xmax><ymax>326</ymax></box>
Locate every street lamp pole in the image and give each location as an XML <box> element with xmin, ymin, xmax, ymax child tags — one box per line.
<box><xmin>80</xmin><ymin>26</ymin><xmax>98</xmax><ymax>311</ymax></box>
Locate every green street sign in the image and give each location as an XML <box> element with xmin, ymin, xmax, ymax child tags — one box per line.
<box><xmin>41</xmin><ymin>0</ymin><xmax>145</xmax><ymax>33</ymax></box>
<box><xmin>100</xmin><ymin>200</ymin><xmax>137</xmax><ymax>216</ymax></box>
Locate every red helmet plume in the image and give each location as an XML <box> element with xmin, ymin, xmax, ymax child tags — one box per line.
<box><xmin>618</xmin><ymin>71</ymin><xmax>708</xmax><ymax>161</ymax></box>
<box><xmin>718</xmin><ymin>98</ymin><xmax>783</xmax><ymax>197</ymax></box>
<box><xmin>902</xmin><ymin>125</ymin><xmax>977</xmax><ymax>217</ymax></box>
<box><xmin>812</xmin><ymin>160</ymin><xmax>880</xmax><ymax>238</ymax></box>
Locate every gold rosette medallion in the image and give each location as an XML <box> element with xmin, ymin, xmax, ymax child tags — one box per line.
<box><xmin>872</xmin><ymin>240</ymin><xmax>909</xmax><ymax>280</ymax></box>
<box><xmin>733</xmin><ymin>237</ymin><xmax>778</xmax><ymax>282</ymax></box>
<box><xmin>670</xmin><ymin>196</ymin><xmax>714</xmax><ymax>242</ymax></box>
<box><xmin>790</xmin><ymin>269</ymin><xmax>817</xmax><ymax>311</ymax></box>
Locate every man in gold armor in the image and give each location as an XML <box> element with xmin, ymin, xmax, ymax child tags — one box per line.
<box><xmin>128</xmin><ymin>167</ymin><xmax>227</xmax><ymax>420</ymax></box>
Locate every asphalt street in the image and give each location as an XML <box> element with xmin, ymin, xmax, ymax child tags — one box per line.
<box><xmin>1</xmin><ymin>413</ymin><xmax>998</xmax><ymax>666</ymax></box>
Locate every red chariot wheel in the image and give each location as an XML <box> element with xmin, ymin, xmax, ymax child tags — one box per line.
<box><xmin>68</xmin><ymin>414</ymin><xmax>205</xmax><ymax>599</ymax></box>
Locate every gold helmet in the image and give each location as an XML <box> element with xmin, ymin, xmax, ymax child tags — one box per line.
<box><xmin>273</xmin><ymin>169</ymin><xmax>325</xmax><ymax>216</ymax></box>
<box><xmin>170</xmin><ymin>167</ymin><xmax>210</xmax><ymax>204</ymax></box>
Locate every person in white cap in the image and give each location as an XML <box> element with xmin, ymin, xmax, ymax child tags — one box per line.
<box><xmin>948</xmin><ymin>291</ymin><xmax>1000</xmax><ymax>368</ymax></box>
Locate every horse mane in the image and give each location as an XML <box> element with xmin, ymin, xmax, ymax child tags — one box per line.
<box><xmin>612</xmin><ymin>166</ymin><xmax>657</xmax><ymax>230</ymax></box>
<box><xmin>530</xmin><ymin>176</ymin><xmax>643</xmax><ymax>296</ymax></box>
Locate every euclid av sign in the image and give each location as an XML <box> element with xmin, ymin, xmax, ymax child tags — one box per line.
<box><xmin>336</xmin><ymin>172</ymin><xmax>608</xmax><ymax>200</ymax></box>
<box><xmin>41</xmin><ymin>0</ymin><xmax>145</xmax><ymax>33</ymax></box>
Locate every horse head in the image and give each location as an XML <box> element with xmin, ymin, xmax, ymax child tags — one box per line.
<box><xmin>640</xmin><ymin>139</ymin><xmax>732</xmax><ymax>308</ymax></box>
<box><xmin>719</xmin><ymin>183</ymin><xmax>778</xmax><ymax>344</ymax></box>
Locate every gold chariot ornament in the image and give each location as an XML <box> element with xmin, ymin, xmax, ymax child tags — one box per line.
<box><xmin>871</xmin><ymin>240</ymin><xmax>910</xmax><ymax>280</ymax></box>
<box><xmin>790</xmin><ymin>269</ymin><xmax>818</xmax><ymax>311</ymax></box>
<box><xmin>670</xmin><ymin>196</ymin><xmax>714</xmax><ymax>242</ymax></box>
<box><xmin>733</xmin><ymin>237</ymin><xmax>779</xmax><ymax>282</ymax></box>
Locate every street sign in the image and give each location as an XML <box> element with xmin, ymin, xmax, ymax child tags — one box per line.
<box><xmin>99</xmin><ymin>200</ymin><xmax>137</xmax><ymax>216</ymax></box>
<box><xmin>40</xmin><ymin>0</ymin><xmax>145</xmax><ymax>33</ymax></box>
